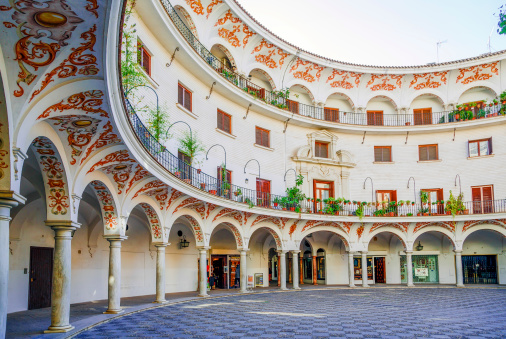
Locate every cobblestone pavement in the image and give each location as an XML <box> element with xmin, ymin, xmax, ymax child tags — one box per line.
<box><xmin>72</xmin><ymin>288</ymin><xmax>506</xmax><ymax>338</ymax></box>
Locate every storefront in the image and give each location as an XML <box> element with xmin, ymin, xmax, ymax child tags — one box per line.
<box><xmin>462</xmin><ymin>255</ymin><xmax>498</xmax><ymax>284</ymax></box>
<box><xmin>400</xmin><ymin>254</ymin><xmax>439</xmax><ymax>283</ymax></box>
<box><xmin>316</xmin><ymin>249</ymin><xmax>325</xmax><ymax>283</ymax></box>
<box><xmin>354</xmin><ymin>255</ymin><xmax>386</xmax><ymax>284</ymax></box>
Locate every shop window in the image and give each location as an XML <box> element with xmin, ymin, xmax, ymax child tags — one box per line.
<box><xmin>418</xmin><ymin>144</ymin><xmax>438</xmax><ymax>161</ymax></box>
<box><xmin>256</xmin><ymin>178</ymin><xmax>271</xmax><ymax>207</ymax></box>
<box><xmin>313</xmin><ymin>180</ymin><xmax>333</xmax><ymax>212</ymax></box>
<box><xmin>471</xmin><ymin>185</ymin><xmax>494</xmax><ymax>214</ymax></box>
<box><xmin>324</xmin><ymin>107</ymin><xmax>339</xmax><ymax>122</ymax></box>
<box><xmin>286</xmin><ymin>99</ymin><xmax>299</xmax><ymax>114</ymax></box>
<box><xmin>367</xmin><ymin>110</ymin><xmax>383</xmax><ymax>126</ymax></box>
<box><xmin>354</xmin><ymin>257</ymin><xmax>372</xmax><ymax>281</ymax></box>
<box><xmin>137</xmin><ymin>41</ymin><xmax>151</xmax><ymax>76</ymax></box>
<box><xmin>374</xmin><ymin>146</ymin><xmax>392</xmax><ymax>162</ymax></box>
<box><xmin>315</xmin><ymin>142</ymin><xmax>329</xmax><ymax>158</ymax></box>
<box><xmin>400</xmin><ymin>255</ymin><xmax>439</xmax><ymax>283</ymax></box>
<box><xmin>413</xmin><ymin>108</ymin><xmax>432</xmax><ymax>125</ymax></box>
<box><xmin>469</xmin><ymin>138</ymin><xmax>492</xmax><ymax>157</ymax></box>
<box><xmin>178</xmin><ymin>83</ymin><xmax>192</xmax><ymax>111</ymax></box>
<box><xmin>316</xmin><ymin>249</ymin><xmax>325</xmax><ymax>280</ymax></box>
<box><xmin>255</xmin><ymin>127</ymin><xmax>270</xmax><ymax>148</ymax></box>
<box><xmin>217</xmin><ymin>109</ymin><xmax>232</xmax><ymax>134</ymax></box>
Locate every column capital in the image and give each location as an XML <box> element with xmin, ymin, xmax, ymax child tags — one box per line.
<box><xmin>103</xmin><ymin>235</ymin><xmax>128</xmax><ymax>242</ymax></box>
<box><xmin>0</xmin><ymin>190</ymin><xmax>26</xmax><ymax>208</ymax></box>
<box><xmin>405</xmin><ymin>250</ymin><xmax>413</xmax><ymax>254</ymax></box>
<box><xmin>453</xmin><ymin>249</ymin><xmax>463</xmax><ymax>254</ymax></box>
<box><xmin>154</xmin><ymin>242</ymin><xmax>170</xmax><ymax>248</ymax></box>
<box><xmin>361</xmin><ymin>251</ymin><xmax>368</xmax><ymax>254</ymax></box>
<box><xmin>46</xmin><ymin>220</ymin><xmax>81</xmax><ymax>230</ymax></box>
<box><xmin>290</xmin><ymin>250</ymin><xmax>301</xmax><ymax>254</ymax></box>
<box><xmin>239</xmin><ymin>248</ymin><xmax>250</xmax><ymax>253</ymax></box>
<box><xmin>196</xmin><ymin>246</ymin><xmax>211</xmax><ymax>251</ymax></box>
<box><xmin>347</xmin><ymin>251</ymin><xmax>356</xmax><ymax>255</ymax></box>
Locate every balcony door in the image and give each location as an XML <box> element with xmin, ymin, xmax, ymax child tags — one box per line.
<box><xmin>256</xmin><ymin>178</ymin><xmax>271</xmax><ymax>207</ymax></box>
<box><xmin>367</xmin><ymin>110</ymin><xmax>383</xmax><ymax>126</ymax></box>
<box><xmin>313</xmin><ymin>180</ymin><xmax>334</xmax><ymax>212</ymax></box>
<box><xmin>472</xmin><ymin>185</ymin><xmax>494</xmax><ymax>214</ymax></box>
<box><xmin>421</xmin><ymin>188</ymin><xmax>444</xmax><ymax>214</ymax></box>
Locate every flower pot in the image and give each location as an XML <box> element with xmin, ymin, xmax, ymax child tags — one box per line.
<box><xmin>335</xmin><ymin>211</ymin><xmax>339</xmax><ymax>216</ymax></box>
<box><xmin>234</xmin><ymin>192</ymin><xmax>239</xmax><ymax>196</ymax></box>
<box><xmin>455</xmin><ymin>114</ymin><xmax>460</xmax><ymax>120</ymax></box>
<box><xmin>388</xmin><ymin>212</ymin><xmax>394</xmax><ymax>217</ymax></box>
<box><xmin>183</xmin><ymin>179</ymin><xmax>191</xmax><ymax>184</ymax></box>
<box><xmin>405</xmin><ymin>122</ymin><xmax>411</xmax><ymax>126</ymax></box>
<box><xmin>417</xmin><ymin>213</ymin><xmax>421</xmax><ymax>216</ymax></box>
<box><xmin>446</xmin><ymin>211</ymin><xmax>451</xmax><ymax>215</ymax></box>
<box><xmin>274</xmin><ymin>203</ymin><xmax>278</xmax><ymax>207</ymax></box>
<box><xmin>197</xmin><ymin>169</ymin><xmax>202</xmax><ymax>174</ymax></box>
<box><xmin>290</xmin><ymin>207</ymin><xmax>295</xmax><ymax>212</ymax></box>
<box><xmin>463</xmin><ymin>209</ymin><xmax>469</xmax><ymax>215</ymax></box>
<box><xmin>175</xmin><ymin>172</ymin><xmax>181</xmax><ymax>178</ymax></box>
<box><xmin>423</xmin><ymin>213</ymin><xmax>428</xmax><ymax>216</ymax></box>
<box><xmin>282</xmin><ymin>208</ymin><xmax>287</xmax><ymax>211</ymax></box>
<box><xmin>209</xmin><ymin>190</ymin><xmax>217</xmax><ymax>195</ymax></box>
<box><xmin>200</xmin><ymin>183</ymin><xmax>206</xmax><ymax>189</ymax></box>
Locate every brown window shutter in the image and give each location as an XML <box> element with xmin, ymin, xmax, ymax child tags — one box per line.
<box><xmin>428</xmin><ymin>145</ymin><xmax>437</xmax><ymax>160</ymax></box>
<box><xmin>419</xmin><ymin>146</ymin><xmax>427</xmax><ymax>161</ymax></box>
<box><xmin>472</xmin><ymin>187</ymin><xmax>482</xmax><ymax>202</ymax></box>
<box><xmin>264</xmin><ymin>130</ymin><xmax>269</xmax><ymax>148</ymax></box>
<box><xmin>178</xmin><ymin>84</ymin><xmax>184</xmax><ymax>106</ymax></box>
<box><xmin>414</xmin><ymin>111</ymin><xmax>423</xmax><ymax>125</ymax></box>
<box><xmin>488</xmin><ymin>137</ymin><xmax>493</xmax><ymax>154</ymax></box>
<box><xmin>143</xmin><ymin>49</ymin><xmax>150</xmax><ymax>75</ymax></box>
<box><xmin>374</xmin><ymin>147</ymin><xmax>382</xmax><ymax>162</ymax></box>
<box><xmin>482</xmin><ymin>186</ymin><xmax>493</xmax><ymax>201</ymax></box>
<box><xmin>217</xmin><ymin>111</ymin><xmax>223</xmax><ymax>130</ymax></box>
<box><xmin>184</xmin><ymin>89</ymin><xmax>191</xmax><ymax>111</ymax></box>
<box><xmin>255</xmin><ymin>128</ymin><xmax>261</xmax><ymax>145</ymax></box>
<box><xmin>225</xmin><ymin>114</ymin><xmax>231</xmax><ymax>133</ymax></box>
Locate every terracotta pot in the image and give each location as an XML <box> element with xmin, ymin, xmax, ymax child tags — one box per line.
<box><xmin>463</xmin><ymin>209</ymin><xmax>469</xmax><ymax>215</ymax></box>
<box><xmin>389</xmin><ymin>212</ymin><xmax>394</xmax><ymax>217</ymax></box>
<box><xmin>423</xmin><ymin>213</ymin><xmax>428</xmax><ymax>216</ymax></box>
<box><xmin>455</xmin><ymin>114</ymin><xmax>460</xmax><ymax>120</ymax></box>
<box><xmin>175</xmin><ymin>171</ymin><xmax>181</xmax><ymax>177</ymax></box>
<box><xmin>200</xmin><ymin>183</ymin><xmax>206</xmax><ymax>189</ymax></box>
<box><xmin>197</xmin><ymin>169</ymin><xmax>202</xmax><ymax>174</ymax></box>
<box><xmin>282</xmin><ymin>208</ymin><xmax>287</xmax><ymax>211</ymax></box>
<box><xmin>446</xmin><ymin>211</ymin><xmax>451</xmax><ymax>215</ymax></box>
<box><xmin>405</xmin><ymin>122</ymin><xmax>411</xmax><ymax>126</ymax></box>
<box><xmin>335</xmin><ymin>211</ymin><xmax>339</xmax><ymax>216</ymax></box>
<box><xmin>209</xmin><ymin>190</ymin><xmax>217</xmax><ymax>195</ymax></box>
<box><xmin>274</xmin><ymin>203</ymin><xmax>278</xmax><ymax>207</ymax></box>
<box><xmin>290</xmin><ymin>207</ymin><xmax>295</xmax><ymax>211</ymax></box>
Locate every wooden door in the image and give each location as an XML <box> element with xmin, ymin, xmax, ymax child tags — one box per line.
<box><xmin>374</xmin><ymin>257</ymin><xmax>386</xmax><ymax>283</ymax></box>
<box><xmin>324</xmin><ymin>107</ymin><xmax>339</xmax><ymax>122</ymax></box>
<box><xmin>256</xmin><ymin>178</ymin><xmax>271</xmax><ymax>207</ymax></box>
<box><xmin>367</xmin><ymin>111</ymin><xmax>383</xmax><ymax>126</ymax></box>
<box><xmin>286</xmin><ymin>99</ymin><xmax>299</xmax><ymax>114</ymax></box>
<box><xmin>414</xmin><ymin>108</ymin><xmax>432</xmax><ymax>125</ymax></box>
<box><xmin>178</xmin><ymin>151</ymin><xmax>192</xmax><ymax>180</ymax></box>
<box><xmin>29</xmin><ymin>247</ymin><xmax>53</xmax><ymax>310</ymax></box>
<box><xmin>472</xmin><ymin>185</ymin><xmax>494</xmax><ymax>214</ymax></box>
<box><xmin>313</xmin><ymin>180</ymin><xmax>334</xmax><ymax>212</ymax></box>
<box><xmin>421</xmin><ymin>188</ymin><xmax>444</xmax><ymax>214</ymax></box>
<box><xmin>217</xmin><ymin>167</ymin><xmax>232</xmax><ymax>198</ymax></box>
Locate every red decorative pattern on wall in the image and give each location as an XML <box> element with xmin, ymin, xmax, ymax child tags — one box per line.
<box><xmin>251</xmin><ymin>39</ymin><xmax>289</xmax><ymax>69</ymax></box>
<box><xmin>289</xmin><ymin>221</ymin><xmax>298</xmax><ymax>236</ymax></box>
<box><xmin>213</xmin><ymin>208</ymin><xmax>235</xmax><ymax>222</ymax></box>
<box><xmin>206</xmin><ymin>203</ymin><xmax>217</xmax><ymax>219</ymax></box>
<box><xmin>140</xmin><ymin>203</ymin><xmax>162</xmax><ymax>239</ymax></box>
<box><xmin>38</xmin><ymin>90</ymin><xmax>108</xmax><ymax>120</ymax></box>
<box><xmin>185</xmin><ymin>215</ymin><xmax>203</xmax><ymax>242</ymax></box>
<box><xmin>185</xmin><ymin>0</ymin><xmax>204</xmax><ymax>15</ymax></box>
<box><xmin>0</xmin><ymin>123</ymin><xmax>7</xmax><ymax>181</ymax></box>
<box><xmin>215</xmin><ymin>10</ymin><xmax>242</xmax><ymax>25</ymax></box>
<box><xmin>174</xmin><ymin>197</ymin><xmax>200</xmax><ymax>214</ymax></box>
<box><xmin>251</xmin><ymin>215</ymin><xmax>281</xmax><ymax>229</ymax></box>
<box><xmin>215</xmin><ymin>10</ymin><xmax>255</xmax><ymax>48</ymax></box>
<box><xmin>87</xmin><ymin>150</ymin><xmax>136</xmax><ymax>174</ymax></box>
<box><xmin>218</xmin><ymin>25</ymin><xmax>241</xmax><ymax>47</ymax></box>
<box><xmin>290</xmin><ymin>58</ymin><xmax>324</xmax><ymax>83</ymax></box>
<box><xmin>167</xmin><ymin>189</ymin><xmax>183</xmax><ymax>210</ymax></box>
<box><xmin>30</xmin><ymin>25</ymin><xmax>98</xmax><ymax>101</ymax></box>
<box><xmin>85</xmin><ymin>0</ymin><xmax>99</xmax><ymax>18</ymax></box>
<box><xmin>145</xmin><ymin>187</ymin><xmax>169</xmax><ymax>210</ymax></box>
<box><xmin>125</xmin><ymin>164</ymin><xmax>151</xmax><ymax>194</ymax></box>
<box><xmin>456</xmin><ymin>62</ymin><xmax>499</xmax><ymax>84</ymax></box>
<box><xmin>81</xmin><ymin>122</ymin><xmax>121</xmax><ymax>164</ymax></box>
<box><xmin>49</xmin><ymin>115</ymin><xmax>100</xmax><ymax>165</ymax></box>
<box><xmin>90</xmin><ymin>180</ymin><xmax>118</xmax><ymax>230</ymax></box>
<box><xmin>356</xmin><ymin>225</ymin><xmax>364</xmax><ymax>238</ymax></box>
<box><xmin>100</xmin><ymin>163</ymin><xmax>133</xmax><ymax>195</ymax></box>
<box><xmin>409</xmin><ymin>72</ymin><xmax>448</xmax><ymax>90</ymax></box>
<box><xmin>133</xmin><ymin>180</ymin><xmax>166</xmax><ymax>199</ymax></box>
<box><xmin>206</xmin><ymin>0</ymin><xmax>222</xmax><ymax>18</ymax></box>
<box><xmin>366</xmin><ymin>74</ymin><xmax>403</xmax><ymax>91</ymax></box>
<box><xmin>462</xmin><ymin>219</ymin><xmax>506</xmax><ymax>232</ymax></box>
<box><xmin>327</xmin><ymin>69</ymin><xmax>362</xmax><ymax>89</ymax></box>
<box><xmin>413</xmin><ymin>221</ymin><xmax>455</xmax><ymax>234</ymax></box>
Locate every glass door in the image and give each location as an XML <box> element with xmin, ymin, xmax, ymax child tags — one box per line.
<box><xmin>313</xmin><ymin>180</ymin><xmax>334</xmax><ymax>212</ymax></box>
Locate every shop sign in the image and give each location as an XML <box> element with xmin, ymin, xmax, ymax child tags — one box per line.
<box><xmin>415</xmin><ymin>268</ymin><xmax>428</xmax><ymax>277</ymax></box>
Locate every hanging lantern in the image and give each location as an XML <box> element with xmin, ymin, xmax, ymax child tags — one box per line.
<box><xmin>179</xmin><ymin>235</ymin><xmax>190</xmax><ymax>249</ymax></box>
<box><xmin>415</xmin><ymin>241</ymin><xmax>423</xmax><ymax>251</ymax></box>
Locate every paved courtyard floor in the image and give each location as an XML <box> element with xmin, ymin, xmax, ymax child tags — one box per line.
<box><xmin>68</xmin><ymin>287</ymin><xmax>506</xmax><ymax>339</ymax></box>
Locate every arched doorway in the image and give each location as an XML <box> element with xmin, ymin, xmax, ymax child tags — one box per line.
<box><xmin>366</xmin><ymin>232</ymin><xmax>405</xmax><ymax>284</ymax></box>
<box><xmin>209</xmin><ymin>224</ymin><xmax>241</xmax><ymax>289</ymax></box>
<box><xmin>461</xmin><ymin>229</ymin><xmax>503</xmax><ymax>284</ymax></box>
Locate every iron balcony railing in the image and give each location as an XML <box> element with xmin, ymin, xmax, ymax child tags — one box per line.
<box><xmin>125</xmin><ymin>99</ymin><xmax>506</xmax><ymax>216</ymax></box>
<box><xmin>158</xmin><ymin>0</ymin><xmax>506</xmax><ymax>127</ymax></box>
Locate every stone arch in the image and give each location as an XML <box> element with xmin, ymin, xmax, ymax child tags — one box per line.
<box><xmin>323</xmin><ymin>92</ymin><xmax>355</xmax><ymax>110</ymax></box>
<box><xmin>299</xmin><ymin>225</ymin><xmax>350</xmax><ymax>252</ymax></box>
<box><xmin>248</xmin><ymin>68</ymin><xmax>276</xmax><ymax>91</ymax></box>
<box><xmin>409</xmin><ymin>92</ymin><xmax>445</xmax><ymax>107</ymax></box>
<box><xmin>288</xmin><ymin>83</ymin><xmax>315</xmax><ymax>104</ymax></box>
<box><xmin>210</xmin><ymin>43</ymin><xmax>237</xmax><ymax>69</ymax></box>
<box><xmin>366</xmin><ymin>95</ymin><xmax>398</xmax><ymax>110</ymax></box>
<box><xmin>29</xmin><ymin>136</ymin><xmax>73</xmax><ymax>221</ymax></box>
<box><xmin>461</xmin><ymin>222</ymin><xmax>506</xmax><ymax>244</ymax></box>
<box><xmin>364</xmin><ymin>227</ymin><xmax>408</xmax><ymax>251</ymax></box>
<box><xmin>211</xmin><ymin>218</ymin><xmax>245</xmax><ymax>249</ymax></box>
<box><xmin>88</xmin><ymin>180</ymin><xmax>122</xmax><ymax>236</ymax></box>
<box><xmin>458</xmin><ymin>85</ymin><xmax>498</xmax><ymax>103</ymax></box>
<box><xmin>137</xmin><ymin>202</ymin><xmax>166</xmax><ymax>243</ymax></box>
<box><xmin>248</xmin><ymin>224</ymin><xmax>282</xmax><ymax>250</ymax></box>
<box><xmin>411</xmin><ymin>225</ymin><xmax>456</xmax><ymax>251</ymax></box>
<box><xmin>0</xmin><ymin>72</ymin><xmax>12</xmax><ymax>192</ymax></box>
<box><xmin>178</xmin><ymin>214</ymin><xmax>205</xmax><ymax>246</ymax></box>
<box><xmin>174</xmin><ymin>5</ymin><xmax>199</xmax><ymax>39</ymax></box>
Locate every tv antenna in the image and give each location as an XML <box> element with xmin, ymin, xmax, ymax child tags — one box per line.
<box><xmin>436</xmin><ymin>40</ymin><xmax>447</xmax><ymax>63</ymax></box>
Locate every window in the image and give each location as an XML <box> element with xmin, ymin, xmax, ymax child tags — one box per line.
<box><xmin>313</xmin><ymin>180</ymin><xmax>334</xmax><ymax>212</ymax></box>
<box><xmin>421</xmin><ymin>188</ymin><xmax>444</xmax><ymax>214</ymax></box>
<box><xmin>376</xmin><ymin>190</ymin><xmax>397</xmax><ymax>211</ymax></box>
<box><xmin>324</xmin><ymin>107</ymin><xmax>339</xmax><ymax>122</ymax></box>
<box><xmin>178</xmin><ymin>84</ymin><xmax>192</xmax><ymax>111</ymax></box>
<box><xmin>255</xmin><ymin>127</ymin><xmax>270</xmax><ymax>148</ymax></box>
<box><xmin>367</xmin><ymin>111</ymin><xmax>383</xmax><ymax>126</ymax></box>
<box><xmin>315</xmin><ymin>142</ymin><xmax>329</xmax><ymax>158</ymax></box>
<box><xmin>413</xmin><ymin>108</ymin><xmax>432</xmax><ymax>125</ymax></box>
<box><xmin>137</xmin><ymin>41</ymin><xmax>151</xmax><ymax>76</ymax></box>
<box><xmin>286</xmin><ymin>99</ymin><xmax>299</xmax><ymax>114</ymax></box>
<box><xmin>418</xmin><ymin>144</ymin><xmax>438</xmax><ymax>161</ymax></box>
<box><xmin>177</xmin><ymin>151</ymin><xmax>192</xmax><ymax>180</ymax></box>
<box><xmin>217</xmin><ymin>166</ymin><xmax>232</xmax><ymax>198</ymax></box>
<box><xmin>374</xmin><ymin>146</ymin><xmax>392</xmax><ymax>162</ymax></box>
<box><xmin>469</xmin><ymin>138</ymin><xmax>492</xmax><ymax>157</ymax></box>
<box><xmin>217</xmin><ymin>110</ymin><xmax>232</xmax><ymax>134</ymax></box>
<box><xmin>472</xmin><ymin>185</ymin><xmax>494</xmax><ymax>214</ymax></box>
<box><xmin>256</xmin><ymin>178</ymin><xmax>271</xmax><ymax>207</ymax></box>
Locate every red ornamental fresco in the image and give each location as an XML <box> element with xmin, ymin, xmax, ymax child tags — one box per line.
<box><xmin>409</xmin><ymin>72</ymin><xmax>448</xmax><ymax>90</ymax></box>
<box><xmin>81</xmin><ymin>122</ymin><xmax>121</xmax><ymax>164</ymax></box>
<box><xmin>366</xmin><ymin>74</ymin><xmax>403</xmax><ymax>91</ymax></box>
<box><xmin>38</xmin><ymin>90</ymin><xmax>108</xmax><ymax>120</ymax></box>
<box><xmin>214</xmin><ymin>10</ymin><xmax>255</xmax><ymax>48</ymax></box>
<box><xmin>290</xmin><ymin>58</ymin><xmax>324</xmax><ymax>83</ymax></box>
<box><xmin>101</xmin><ymin>163</ymin><xmax>133</xmax><ymax>194</ymax></box>
<box><xmin>456</xmin><ymin>62</ymin><xmax>499</xmax><ymax>84</ymax></box>
<box><xmin>140</xmin><ymin>203</ymin><xmax>162</xmax><ymax>239</ymax></box>
<box><xmin>206</xmin><ymin>0</ymin><xmax>222</xmax><ymax>18</ymax></box>
<box><xmin>251</xmin><ymin>39</ymin><xmax>289</xmax><ymax>69</ymax></box>
<box><xmin>87</xmin><ymin>150</ymin><xmax>136</xmax><ymax>174</ymax></box>
<box><xmin>185</xmin><ymin>0</ymin><xmax>204</xmax><ymax>15</ymax></box>
<box><xmin>91</xmin><ymin>181</ymin><xmax>118</xmax><ymax>230</ymax></box>
<box><xmin>326</xmin><ymin>69</ymin><xmax>362</xmax><ymax>89</ymax></box>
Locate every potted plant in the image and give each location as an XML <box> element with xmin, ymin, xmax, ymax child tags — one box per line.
<box><xmin>209</xmin><ymin>189</ymin><xmax>217</xmax><ymax>195</ymax></box>
<box><xmin>407</xmin><ymin>213</ymin><xmax>413</xmax><ymax>217</ymax></box>
<box><xmin>420</xmin><ymin>191</ymin><xmax>429</xmax><ymax>205</ymax></box>
<box><xmin>200</xmin><ymin>183</ymin><xmax>206</xmax><ymax>190</ymax></box>
<box><xmin>273</xmin><ymin>197</ymin><xmax>281</xmax><ymax>207</ymax></box>
<box><xmin>244</xmin><ymin>198</ymin><xmax>255</xmax><ymax>209</ymax></box>
<box><xmin>234</xmin><ymin>188</ymin><xmax>242</xmax><ymax>197</ymax></box>
<box><xmin>179</xmin><ymin>130</ymin><xmax>205</xmax><ymax>174</ymax></box>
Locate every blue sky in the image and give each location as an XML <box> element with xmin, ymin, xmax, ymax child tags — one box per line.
<box><xmin>237</xmin><ymin>0</ymin><xmax>506</xmax><ymax>66</ymax></box>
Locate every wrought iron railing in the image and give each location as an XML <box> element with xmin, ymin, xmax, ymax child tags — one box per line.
<box><xmin>158</xmin><ymin>0</ymin><xmax>506</xmax><ymax>127</ymax></box>
<box><xmin>126</xmin><ymin>99</ymin><xmax>506</xmax><ymax>216</ymax></box>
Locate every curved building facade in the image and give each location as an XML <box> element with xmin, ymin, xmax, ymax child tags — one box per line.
<box><xmin>0</xmin><ymin>0</ymin><xmax>505</xmax><ymax>334</ymax></box>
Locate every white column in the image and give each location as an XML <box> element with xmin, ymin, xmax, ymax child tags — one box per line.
<box><xmin>240</xmin><ymin>249</ymin><xmax>248</xmax><ymax>293</ymax></box>
<box><xmin>45</xmin><ymin>222</ymin><xmax>79</xmax><ymax>333</ymax></box>
<box><xmin>0</xmin><ymin>196</ymin><xmax>23</xmax><ymax>338</ymax></box>
<box><xmin>198</xmin><ymin>247</ymin><xmax>209</xmax><ymax>297</ymax></box>
<box><xmin>154</xmin><ymin>243</ymin><xmax>168</xmax><ymax>303</ymax></box>
<box><xmin>455</xmin><ymin>250</ymin><xmax>465</xmax><ymax>288</ymax></box>
<box><xmin>104</xmin><ymin>235</ymin><xmax>127</xmax><ymax>314</ymax></box>
<box><xmin>280</xmin><ymin>251</ymin><xmax>288</xmax><ymax>290</ymax></box>
<box><xmin>348</xmin><ymin>251</ymin><xmax>355</xmax><ymax>287</ymax></box>
<box><xmin>361</xmin><ymin>251</ymin><xmax>368</xmax><ymax>287</ymax></box>
<box><xmin>292</xmin><ymin>251</ymin><xmax>300</xmax><ymax>290</ymax></box>
<box><xmin>406</xmin><ymin>250</ymin><xmax>414</xmax><ymax>287</ymax></box>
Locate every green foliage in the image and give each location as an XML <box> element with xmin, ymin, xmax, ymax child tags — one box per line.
<box><xmin>245</xmin><ymin>197</ymin><xmax>255</xmax><ymax>209</ymax></box>
<box><xmin>178</xmin><ymin>130</ymin><xmax>205</xmax><ymax>166</ymax></box>
<box><xmin>420</xmin><ymin>191</ymin><xmax>429</xmax><ymax>204</ymax></box>
<box><xmin>285</xmin><ymin>174</ymin><xmax>306</xmax><ymax>209</ymax></box>
<box><xmin>445</xmin><ymin>190</ymin><xmax>465</xmax><ymax>218</ymax></box>
<box><xmin>145</xmin><ymin>102</ymin><xmax>170</xmax><ymax>144</ymax></box>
